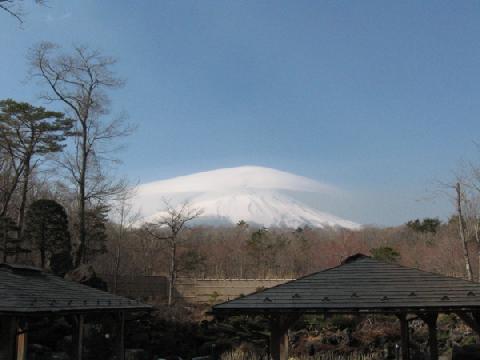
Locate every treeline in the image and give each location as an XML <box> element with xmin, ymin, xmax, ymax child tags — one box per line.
<box><xmin>93</xmin><ymin>215</ymin><xmax>477</xmax><ymax>284</ymax></box>
<box><xmin>0</xmin><ymin>42</ymin><xmax>132</xmax><ymax>275</ymax></box>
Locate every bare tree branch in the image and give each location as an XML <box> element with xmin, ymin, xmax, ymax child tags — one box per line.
<box><xmin>1</xmin><ymin>0</ymin><xmax>46</xmax><ymax>24</ymax></box>
<box><xmin>28</xmin><ymin>42</ymin><xmax>133</xmax><ymax>266</ymax></box>
<box><xmin>142</xmin><ymin>200</ymin><xmax>203</xmax><ymax>305</ymax></box>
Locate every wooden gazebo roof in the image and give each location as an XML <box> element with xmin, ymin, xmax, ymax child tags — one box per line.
<box><xmin>213</xmin><ymin>254</ymin><xmax>480</xmax><ymax>315</ymax></box>
<box><xmin>0</xmin><ymin>263</ymin><xmax>151</xmax><ymax>315</ymax></box>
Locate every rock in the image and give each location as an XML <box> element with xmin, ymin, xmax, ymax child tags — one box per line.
<box><xmin>65</xmin><ymin>264</ymin><xmax>107</xmax><ymax>290</ymax></box>
<box><xmin>342</xmin><ymin>328</ymin><xmax>354</xmax><ymax>346</ymax></box>
<box><xmin>126</xmin><ymin>349</ymin><xmax>147</xmax><ymax>360</ymax></box>
<box><xmin>452</xmin><ymin>344</ymin><xmax>480</xmax><ymax>360</ymax></box>
<box><xmin>50</xmin><ymin>353</ymin><xmax>69</xmax><ymax>360</ymax></box>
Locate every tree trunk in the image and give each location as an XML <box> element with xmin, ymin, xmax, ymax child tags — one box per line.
<box><xmin>475</xmin><ymin>221</ymin><xmax>480</xmax><ymax>282</ymax></box>
<box><xmin>17</xmin><ymin>156</ymin><xmax>31</xmax><ymax>242</ymax></box>
<box><xmin>456</xmin><ymin>182</ymin><xmax>473</xmax><ymax>281</ymax></box>
<box><xmin>113</xmin><ymin>244</ymin><xmax>121</xmax><ymax>294</ymax></box>
<box><xmin>2</xmin><ymin>223</ymin><xmax>7</xmax><ymax>263</ymax></box>
<box><xmin>168</xmin><ymin>241</ymin><xmax>177</xmax><ymax>306</ymax></box>
<box><xmin>40</xmin><ymin>248</ymin><xmax>45</xmax><ymax>269</ymax></box>
<box><xmin>75</xmin><ymin>130</ymin><xmax>88</xmax><ymax>267</ymax></box>
<box><xmin>0</xmin><ymin>165</ymin><xmax>23</xmax><ymax>218</ymax></box>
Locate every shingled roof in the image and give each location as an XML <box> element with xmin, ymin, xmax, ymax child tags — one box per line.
<box><xmin>0</xmin><ymin>263</ymin><xmax>151</xmax><ymax>315</ymax></box>
<box><xmin>213</xmin><ymin>254</ymin><xmax>480</xmax><ymax>314</ymax></box>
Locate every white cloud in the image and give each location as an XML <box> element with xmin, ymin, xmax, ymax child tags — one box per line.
<box><xmin>137</xmin><ymin>165</ymin><xmax>337</xmax><ymax>195</ymax></box>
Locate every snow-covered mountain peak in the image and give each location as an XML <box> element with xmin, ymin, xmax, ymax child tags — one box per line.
<box><xmin>134</xmin><ymin>166</ymin><xmax>360</xmax><ymax>229</ymax></box>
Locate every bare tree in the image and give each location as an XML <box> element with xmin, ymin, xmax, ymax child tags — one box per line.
<box><xmin>461</xmin><ymin>162</ymin><xmax>480</xmax><ymax>282</ymax></box>
<box><xmin>143</xmin><ymin>201</ymin><xmax>202</xmax><ymax>306</ymax></box>
<box><xmin>456</xmin><ymin>182</ymin><xmax>474</xmax><ymax>281</ymax></box>
<box><xmin>463</xmin><ymin>195</ymin><xmax>480</xmax><ymax>282</ymax></box>
<box><xmin>29</xmin><ymin>42</ymin><xmax>133</xmax><ymax>266</ymax></box>
<box><xmin>109</xmin><ymin>189</ymin><xmax>140</xmax><ymax>293</ymax></box>
<box><xmin>0</xmin><ymin>0</ymin><xmax>45</xmax><ymax>23</ymax></box>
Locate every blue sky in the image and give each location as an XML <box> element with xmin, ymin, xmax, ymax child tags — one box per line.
<box><xmin>1</xmin><ymin>1</ymin><xmax>480</xmax><ymax>225</ymax></box>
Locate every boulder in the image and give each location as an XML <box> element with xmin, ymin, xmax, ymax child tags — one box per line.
<box><xmin>65</xmin><ymin>264</ymin><xmax>107</xmax><ymax>290</ymax></box>
<box><xmin>125</xmin><ymin>349</ymin><xmax>147</xmax><ymax>360</ymax></box>
<box><xmin>452</xmin><ymin>344</ymin><xmax>480</xmax><ymax>360</ymax></box>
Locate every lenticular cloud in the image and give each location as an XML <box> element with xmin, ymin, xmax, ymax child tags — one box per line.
<box><xmin>138</xmin><ymin>166</ymin><xmax>336</xmax><ymax>195</ymax></box>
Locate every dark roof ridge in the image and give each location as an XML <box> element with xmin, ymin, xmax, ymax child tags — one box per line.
<box><xmin>362</xmin><ymin>255</ymin><xmax>477</xmax><ymax>285</ymax></box>
<box><xmin>0</xmin><ymin>263</ymin><xmax>43</xmax><ymax>274</ymax></box>
<box><xmin>213</xmin><ymin>253</ymin><xmax>480</xmax><ymax>312</ymax></box>
<box><xmin>212</xmin><ymin>254</ymin><xmax>372</xmax><ymax>309</ymax></box>
<box><xmin>341</xmin><ymin>253</ymin><xmax>370</xmax><ymax>264</ymax></box>
<box><xmin>331</xmin><ymin>253</ymin><xmax>475</xmax><ymax>286</ymax></box>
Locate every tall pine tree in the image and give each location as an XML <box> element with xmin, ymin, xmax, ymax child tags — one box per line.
<box><xmin>0</xmin><ymin>99</ymin><xmax>72</xmax><ymax>236</ymax></box>
<box><xmin>23</xmin><ymin>199</ymin><xmax>72</xmax><ymax>272</ymax></box>
<box><xmin>83</xmin><ymin>205</ymin><xmax>109</xmax><ymax>263</ymax></box>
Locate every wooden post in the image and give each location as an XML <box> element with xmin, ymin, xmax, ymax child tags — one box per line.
<box><xmin>115</xmin><ymin>312</ymin><xmax>125</xmax><ymax>360</ymax></box>
<box><xmin>424</xmin><ymin>313</ymin><xmax>438</xmax><ymax>360</ymax></box>
<box><xmin>0</xmin><ymin>316</ymin><xmax>17</xmax><ymax>360</ymax></box>
<box><xmin>16</xmin><ymin>322</ymin><xmax>28</xmax><ymax>360</ymax></box>
<box><xmin>269</xmin><ymin>318</ymin><xmax>288</xmax><ymax>360</ymax></box>
<box><xmin>269</xmin><ymin>314</ymin><xmax>300</xmax><ymax>360</ymax></box>
<box><xmin>72</xmin><ymin>315</ymin><xmax>84</xmax><ymax>360</ymax></box>
<box><xmin>397</xmin><ymin>313</ymin><xmax>410</xmax><ymax>360</ymax></box>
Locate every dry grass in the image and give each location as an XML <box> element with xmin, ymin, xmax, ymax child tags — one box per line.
<box><xmin>220</xmin><ymin>350</ymin><xmax>380</xmax><ymax>360</ymax></box>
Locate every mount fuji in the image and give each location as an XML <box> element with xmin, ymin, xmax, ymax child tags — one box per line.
<box><xmin>133</xmin><ymin>166</ymin><xmax>360</xmax><ymax>229</ymax></box>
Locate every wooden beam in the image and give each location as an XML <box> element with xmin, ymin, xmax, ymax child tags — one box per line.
<box><xmin>115</xmin><ymin>312</ymin><xmax>125</xmax><ymax>360</ymax></box>
<box><xmin>420</xmin><ymin>313</ymin><xmax>438</xmax><ymax>360</ymax></box>
<box><xmin>0</xmin><ymin>316</ymin><xmax>17</xmax><ymax>360</ymax></box>
<box><xmin>72</xmin><ymin>315</ymin><xmax>84</xmax><ymax>360</ymax></box>
<box><xmin>270</xmin><ymin>323</ymin><xmax>288</xmax><ymax>360</ymax></box>
<box><xmin>397</xmin><ymin>313</ymin><xmax>410</xmax><ymax>360</ymax></box>
<box><xmin>9</xmin><ymin>317</ymin><xmax>17</xmax><ymax>360</ymax></box>
<box><xmin>16</xmin><ymin>322</ymin><xmax>27</xmax><ymax>360</ymax></box>
<box><xmin>269</xmin><ymin>314</ymin><xmax>301</xmax><ymax>360</ymax></box>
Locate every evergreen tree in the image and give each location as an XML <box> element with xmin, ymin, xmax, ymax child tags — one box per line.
<box><xmin>406</xmin><ymin>218</ymin><xmax>441</xmax><ymax>234</ymax></box>
<box><xmin>23</xmin><ymin>199</ymin><xmax>72</xmax><ymax>271</ymax></box>
<box><xmin>83</xmin><ymin>205</ymin><xmax>109</xmax><ymax>263</ymax></box>
<box><xmin>246</xmin><ymin>227</ymin><xmax>287</xmax><ymax>277</ymax></box>
<box><xmin>0</xmin><ymin>215</ymin><xmax>22</xmax><ymax>262</ymax></box>
<box><xmin>370</xmin><ymin>246</ymin><xmax>400</xmax><ymax>263</ymax></box>
<box><xmin>0</xmin><ymin>99</ymin><xmax>72</xmax><ymax>236</ymax></box>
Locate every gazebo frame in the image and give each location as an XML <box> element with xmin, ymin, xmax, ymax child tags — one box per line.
<box><xmin>0</xmin><ymin>263</ymin><xmax>151</xmax><ymax>360</ymax></box>
<box><xmin>213</xmin><ymin>254</ymin><xmax>480</xmax><ymax>360</ymax></box>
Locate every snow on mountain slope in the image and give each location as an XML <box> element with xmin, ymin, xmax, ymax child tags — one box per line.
<box><xmin>134</xmin><ymin>166</ymin><xmax>360</xmax><ymax>229</ymax></box>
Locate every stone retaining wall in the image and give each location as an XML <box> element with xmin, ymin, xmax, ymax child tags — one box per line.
<box><xmin>102</xmin><ymin>275</ymin><xmax>293</xmax><ymax>304</ymax></box>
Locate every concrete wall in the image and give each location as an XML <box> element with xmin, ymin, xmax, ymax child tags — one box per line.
<box><xmin>175</xmin><ymin>278</ymin><xmax>294</xmax><ymax>304</ymax></box>
<box><xmin>102</xmin><ymin>275</ymin><xmax>168</xmax><ymax>300</ymax></box>
<box><xmin>102</xmin><ymin>275</ymin><xmax>293</xmax><ymax>304</ymax></box>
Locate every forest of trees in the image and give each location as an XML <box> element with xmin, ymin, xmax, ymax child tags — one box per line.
<box><xmin>92</xmin><ymin>216</ymin><xmax>480</xmax><ymax>283</ymax></box>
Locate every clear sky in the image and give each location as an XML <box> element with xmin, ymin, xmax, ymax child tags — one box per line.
<box><xmin>1</xmin><ymin>1</ymin><xmax>480</xmax><ymax>226</ymax></box>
